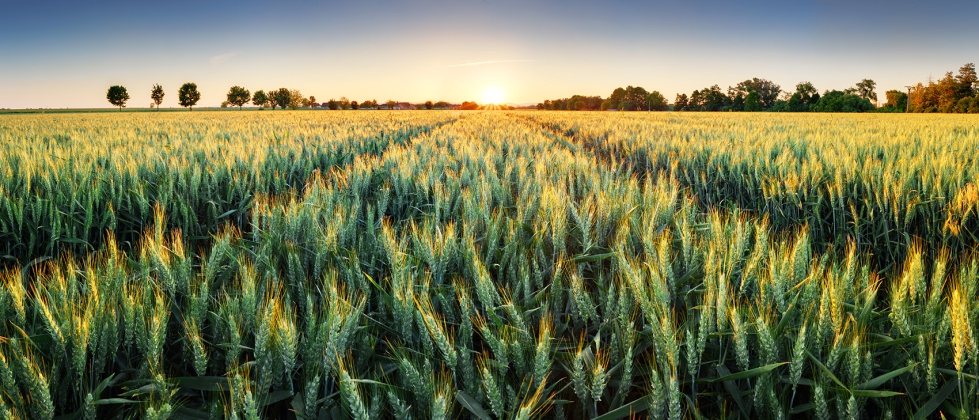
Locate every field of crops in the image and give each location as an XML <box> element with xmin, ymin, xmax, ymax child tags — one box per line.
<box><xmin>1</xmin><ymin>111</ymin><xmax>978</xmax><ymax>419</ymax></box>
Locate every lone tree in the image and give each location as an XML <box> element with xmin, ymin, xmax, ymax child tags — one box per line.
<box><xmin>252</xmin><ymin>90</ymin><xmax>269</xmax><ymax>108</ymax></box>
<box><xmin>106</xmin><ymin>85</ymin><xmax>130</xmax><ymax>111</ymax></box>
<box><xmin>227</xmin><ymin>86</ymin><xmax>251</xmax><ymax>110</ymax></box>
<box><xmin>272</xmin><ymin>88</ymin><xmax>291</xmax><ymax>110</ymax></box>
<box><xmin>178</xmin><ymin>83</ymin><xmax>201</xmax><ymax>111</ymax></box>
<box><xmin>150</xmin><ymin>84</ymin><xmax>164</xmax><ymax>111</ymax></box>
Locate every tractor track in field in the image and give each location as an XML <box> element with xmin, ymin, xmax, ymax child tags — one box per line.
<box><xmin>507</xmin><ymin>112</ymin><xmax>646</xmax><ymax>181</ymax></box>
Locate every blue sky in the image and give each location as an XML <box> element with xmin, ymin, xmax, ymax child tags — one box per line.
<box><xmin>1</xmin><ymin>0</ymin><xmax>976</xmax><ymax>108</ymax></box>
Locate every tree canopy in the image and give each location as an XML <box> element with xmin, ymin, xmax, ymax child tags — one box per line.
<box><xmin>226</xmin><ymin>86</ymin><xmax>251</xmax><ymax>110</ymax></box>
<box><xmin>252</xmin><ymin>90</ymin><xmax>269</xmax><ymax>108</ymax></box>
<box><xmin>674</xmin><ymin>94</ymin><xmax>689</xmax><ymax>111</ymax></box>
<box><xmin>286</xmin><ymin>89</ymin><xmax>305</xmax><ymax>110</ymax></box>
<box><xmin>178</xmin><ymin>83</ymin><xmax>201</xmax><ymax>111</ymax></box>
<box><xmin>150</xmin><ymin>84</ymin><xmax>164</xmax><ymax>111</ymax></box>
<box><xmin>811</xmin><ymin>90</ymin><xmax>875</xmax><ymax>112</ymax></box>
<box><xmin>855</xmin><ymin>79</ymin><xmax>877</xmax><ymax>103</ymax></box>
<box><xmin>106</xmin><ymin>86</ymin><xmax>130</xmax><ymax>111</ymax></box>
<box><xmin>272</xmin><ymin>88</ymin><xmax>291</xmax><ymax>110</ymax></box>
<box><xmin>538</xmin><ymin>86</ymin><xmax>665</xmax><ymax>111</ymax></box>
<box><xmin>908</xmin><ymin>63</ymin><xmax>979</xmax><ymax>113</ymax></box>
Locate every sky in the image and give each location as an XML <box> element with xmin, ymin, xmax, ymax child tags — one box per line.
<box><xmin>1</xmin><ymin>0</ymin><xmax>977</xmax><ymax>108</ymax></box>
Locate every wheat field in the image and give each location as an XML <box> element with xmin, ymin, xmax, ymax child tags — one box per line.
<box><xmin>1</xmin><ymin>111</ymin><xmax>978</xmax><ymax>419</ymax></box>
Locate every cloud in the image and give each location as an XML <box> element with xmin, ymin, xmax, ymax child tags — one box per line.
<box><xmin>441</xmin><ymin>59</ymin><xmax>535</xmax><ymax>68</ymax></box>
<box><xmin>209</xmin><ymin>52</ymin><xmax>237</xmax><ymax>65</ymax></box>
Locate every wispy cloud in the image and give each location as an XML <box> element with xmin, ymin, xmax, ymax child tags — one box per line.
<box><xmin>441</xmin><ymin>59</ymin><xmax>535</xmax><ymax>68</ymax></box>
<box><xmin>209</xmin><ymin>52</ymin><xmax>237</xmax><ymax>65</ymax></box>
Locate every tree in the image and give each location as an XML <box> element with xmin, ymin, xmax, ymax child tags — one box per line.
<box><xmin>795</xmin><ymin>82</ymin><xmax>817</xmax><ymax>101</ymax></box>
<box><xmin>957</xmin><ymin>63</ymin><xmax>977</xmax><ymax>97</ymax></box>
<box><xmin>287</xmin><ymin>90</ymin><xmax>304</xmax><ymax>109</ymax></box>
<box><xmin>555</xmin><ymin>95</ymin><xmax>602</xmax><ymax>111</ymax></box>
<box><xmin>603</xmin><ymin>87</ymin><xmax>627</xmax><ymax>110</ymax></box>
<box><xmin>272</xmin><ymin>88</ymin><xmax>291</xmax><ymax>110</ymax></box>
<box><xmin>460</xmin><ymin>101</ymin><xmax>479</xmax><ymax>110</ymax></box>
<box><xmin>252</xmin><ymin>90</ymin><xmax>269</xmax><ymax>108</ymax></box>
<box><xmin>693</xmin><ymin>85</ymin><xmax>728</xmax><ymax>111</ymax></box>
<box><xmin>350</xmin><ymin>101</ymin><xmax>359</xmax><ymax>110</ymax></box>
<box><xmin>727</xmin><ymin>85</ymin><xmax>746</xmax><ymax>111</ymax></box>
<box><xmin>178</xmin><ymin>83</ymin><xmax>201</xmax><ymax>111</ymax></box>
<box><xmin>787</xmin><ymin>95</ymin><xmax>805</xmax><ymax>112</ymax></box>
<box><xmin>787</xmin><ymin>82</ymin><xmax>817</xmax><ymax>112</ymax></box>
<box><xmin>434</xmin><ymin>101</ymin><xmax>450</xmax><ymax>109</ymax></box>
<box><xmin>956</xmin><ymin>97</ymin><xmax>973</xmax><ymax>113</ymax></box>
<box><xmin>855</xmin><ymin>79</ymin><xmax>877</xmax><ymax>104</ymax></box>
<box><xmin>934</xmin><ymin>72</ymin><xmax>961</xmax><ymax>112</ymax></box>
<box><xmin>424</xmin><ymin>101</ymin><xmax>433</xmax><ymax>110</ymax></box>
<box><xmin>646</xmin><ymin>91</ymin><xmax>667</xmax><ymax>111</ymax></box>
<box><xmin>688</xmin><ymin>90</ymin><xmax>704</xmax><ymax>110</ymax></box>
<box><xmin>226</xmin><ymin>86</ymin><xmax>250</xmax><ymax>110</ymax></box>
<box><xmin>730</xmin><ymin>78</ymin><xmax>781</xmax><ymax>109</ymax></box>
<box><xmin>612</xmin><ymin>85</ymin><xmax>649</xmax><ymax>111</ymax></box>
<box><xmin>106</xmin><ymin>85</ymin><xmax>130</xmax><ymax>111</ymax></box>
<box><xmin>150</xmin><ymin>84</ymin><xmax>164</xmax><ymax>111</ymax></box>
<box><xmin>326</xmin><ymin>99</ymin><xmax>339</xmax><ymax>110</ymax></box>
<box><xmin>752</xmin><ymin>78</ymin><xmax>781</xmax><ymax>109</ymax></box>
<box><xmin>339</xmin><ymin>97</ymin><xmax>351</xmax><ymax>110</ymax></box>
<box><xmin>884</xmin><ymin>90</ymin><xmax>908</xmax><ymax>110</ymax></box>
<box><xmin>812</xmin><ymin>90</ymin><xmax>874</xmax><ymax>112</ymax></box>
<box><xmin>674</xmin><ymin>93</ymin><xmax>688</xmax><ymax>111</ymax></box>
<box><xmin>308</xmin><ymin>96</ymin><xmax>317</xmax><ymax>108</ymax></box>
<box><xmin>744</xmin><ymin>91</ymin><xmax>762</xmax><ymax>111</ymax></box>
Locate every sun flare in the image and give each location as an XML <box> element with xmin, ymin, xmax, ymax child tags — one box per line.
<box><xmin>482</xmin><ymin>86</ymin><xmax>505</xmax><ymax>105</ymax></box>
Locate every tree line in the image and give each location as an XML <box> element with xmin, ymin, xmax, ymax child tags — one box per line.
<box><xmin>105</xmin><ymin>63</ymin><xmax>979</xmax><ymax>113</ymax></box>
<box><xmin>106</xmin><ymin>84</ymin><xmax>460</xmax><ymax>111</ymax></box>
<box><xmin>539</xmin><ymin>79</ymin><xmax>881</xmax><ymax>113</ymax></box>
<box><xmin>536</xmin><ymin>64</ymin><xmax>979</xmax><ymax>113</ymax></box>
<box><xmin>537</xmin><ymin>86</ymin><xmax>667</xmax><ymax>111</ymax></box>
<box><xmin>906</xmin><ymin>63</ymin><xmax>979</xmax><ymax>113</ymax></box>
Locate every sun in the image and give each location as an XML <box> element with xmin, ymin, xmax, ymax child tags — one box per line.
<box><xmin>482</xmin><ymin>86</ymin><xmax>505</xmax><ymax>105</ymax></box>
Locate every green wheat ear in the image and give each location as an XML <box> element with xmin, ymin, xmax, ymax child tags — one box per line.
<box><xmin>337</xmin><ymin>355</ymin><xmax>371</xmax><ymax>420</ymax></box>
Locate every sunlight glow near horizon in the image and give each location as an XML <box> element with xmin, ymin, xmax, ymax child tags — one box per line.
<box><xmin>481</xmin><ymin>86</ymin><xmax>505</xmax><ymax>105</ymax></box>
